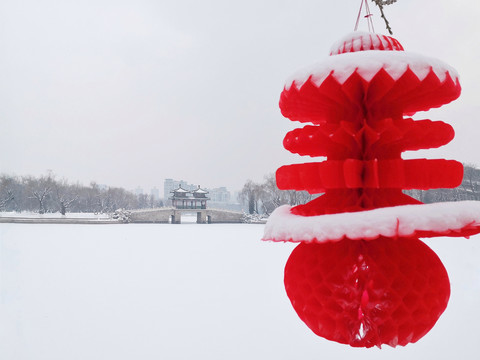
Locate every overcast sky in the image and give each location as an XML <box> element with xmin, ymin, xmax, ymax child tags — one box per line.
<box><xmin>1</xmin><ymin>0</ymin><xmax>480</xmax><ymax>193</ymax></box>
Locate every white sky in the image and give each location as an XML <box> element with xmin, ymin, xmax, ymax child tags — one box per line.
<box><xmin>1</xmin><ymin>0</ymin><xmax>480</xmax><ymax>193</ymax></box>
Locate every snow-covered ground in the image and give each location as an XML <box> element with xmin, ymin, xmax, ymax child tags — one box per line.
<box><xmin>1</xmin><ymin>222</ymin><xmax>479</xmax><ymax>360</ymax></box>
<box><xmin>0</xmin><ymin>211</ymin><xmax>111</xmax><ymax>219</ymax></box>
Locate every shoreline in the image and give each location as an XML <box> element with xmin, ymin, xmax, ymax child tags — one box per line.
<box><xmin>0</xmin><ymin>217</ymin><xmax>122</xmax><ymax>224</ymax></box>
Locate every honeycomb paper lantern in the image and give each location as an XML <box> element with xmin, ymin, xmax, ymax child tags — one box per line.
<box><xmin>263</xmin><ymin>32</ymin><xmax>480</xmax><ymax>348</ymax></box>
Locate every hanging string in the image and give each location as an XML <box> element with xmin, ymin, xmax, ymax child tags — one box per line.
<box><xmin>354</xmin><ymin>0</ymin><xmax>364</xmax><ymax>31</ymax></box>
<box><xmin>354</xmin><ymin>0</ymin><xmax>375</xmax><ymax>33</ymax></box>
<box><xmin>364</xmin><ymin>0</ymin><xmax>375</xmax><ymax>33</ymax></box>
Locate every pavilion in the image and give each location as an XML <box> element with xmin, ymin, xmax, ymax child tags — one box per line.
<box><xmin>170</xmin><ymin>185</ymin><xmax>210</xmax><ymax>209</ymax></box>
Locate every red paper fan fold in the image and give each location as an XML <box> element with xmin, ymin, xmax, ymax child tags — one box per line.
<box><xmin>280</xmin><ymin>65</ymin><xmax>460</xmax><ymax>124</ymax></box>
<box><xmin>276</xmin><ymin>159</ymin><xmax>463</xmax><ymax>192</ymax></box>
<box><xmin>283</xmin><ymin>119</ymin><xmax>454</xmax><ymax>158</ymax></box>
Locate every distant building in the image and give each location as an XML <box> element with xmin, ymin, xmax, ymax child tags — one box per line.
<box><xmin>208</xmin><ymin>187</ymin><xmax>231</xmax><ymax>203</ymax></box>
<box><xmin>233</xmin><ymin>191</ymin><xmax>240</xmax><ymax>203</ymax></box>
<box><xmin>134</xmin><ymin>186</ymin><xmax>144</xmax><ymax>196</ymax></box>
<box><xmin>164</xmin><ymin>179</ymin><xmax>175</xmax><ymax>201</ymax></box>
<box><xmin>150</xmin><ymin>187</ymin><xmax>160</xmax><ymax>200</ymax></box>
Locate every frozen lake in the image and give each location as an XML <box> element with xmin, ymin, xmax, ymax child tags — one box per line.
<box><xmin>1</xmin><ymin>222</ymin><xmax>479</xmax><ymax>360</ymax></box>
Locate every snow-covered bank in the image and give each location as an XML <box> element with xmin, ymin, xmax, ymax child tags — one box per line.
<box><xmin>0</xmin><ymin>212</ymin><xmax>118</xmax><ymax>224</ymax></box>
<box><xmin>1</xmin><ymin>223</ymin><xmax>479</xmax><ymax>360</ymax></box>
<box><xmin>0</xmin><ymin>211</ymin><xmax>111</xmax><ymax>219</ymax></box>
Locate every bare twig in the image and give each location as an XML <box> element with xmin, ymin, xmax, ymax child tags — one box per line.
<box><xmin>372</xmin><ymin>0</ymin><xmax>397</xmax><ymax>35</ymax></box>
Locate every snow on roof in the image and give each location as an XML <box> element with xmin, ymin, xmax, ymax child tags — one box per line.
<box><xmin>192</xmin><ymin>186</ymin><xmax>208</xmax><ymax>194</ymax></box>
<box><xmin>171</xmin><ymin>186</ymin><xmax>189</xmax><ymax>193</ymax></box>
<box><xmin>263</xmin><ymin>201</ymin><xmax>480</xmax><ymax>243</ymax></box>
<box><xmin>285</xmin><ymin>50</ymin><xmax>459</xmax><ymax>92</ymax></box>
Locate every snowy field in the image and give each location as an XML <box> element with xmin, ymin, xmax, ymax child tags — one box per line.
<box><xmin>1</xmin><ymin>221</ymin><xmax>479</xmax><ymax>360</ymax></box>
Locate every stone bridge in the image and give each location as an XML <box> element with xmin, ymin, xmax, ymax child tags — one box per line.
<box><xmin>128</xmin><ymin>208</ymin><xmax>244</xmax><ymax>224</ymax></box>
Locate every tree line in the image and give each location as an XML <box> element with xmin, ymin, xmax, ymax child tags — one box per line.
<box><xmin>240</xmin><ymin>164</ymin><xmax>480</xmax><ymax>215</ymax></box>
<box><xmin>239</xmin><ymin>173</ymin><xmax>315</xmax><ymax>215</ymax></box>
<box><xmin>0</xmin><ymin>173</ymin><xmax>163</xmax><ymax>214</ymax></box>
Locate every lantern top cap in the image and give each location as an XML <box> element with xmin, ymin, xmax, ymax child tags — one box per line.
<box><xmin>330</xmin><ymin>31</ymin><xmax>404</xmax><ymax>56</ymax></box>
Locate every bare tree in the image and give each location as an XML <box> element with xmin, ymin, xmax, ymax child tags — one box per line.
<box><xmin>24</xmin><ymin>174</ymin><xmax>55</xmax><ymax>214</ymax></box>
<box><xmin>0</xmin><ymin>189</ymin><xmax>14</xmax><ymax>210</ymax></box>
<box><xmin>461</xmin><ymin>163</ymin><xmax>480</xmax><ymax>200</ymax></box>
<box><xmin>54</xmin><ymin>180</ymin><xmax>78</xmax><ymax>215</ymax></box>
<box><xmin>295</xmin><ymin>190</ymin><xmax>314</xmax><ymax>206</ymax></box>
<box><xmin>240</xmin><ymin>174</ymin><xmax>317</xmax><ymax>215</ymax></box>
<box><xmin>258</xmin><ymin>174</ymin><xmax>286</xmax><ymax>215</ymax></box>
<box><xmin>31</xmin><ymin>186</ymin><xmax>51</xmax><ymax>214</ymax></box>
<box><xmin>137</xmin><ymin>193</ymin><xmax>149</xmax><ymax>209</ymax></box>
<box><xmin>239</xmin><ymin>180</ymin><xmax>261</xmax><ymax>214</ymax></box>
<box><xmin>95</xmin><ymin>191</ymin><xmax>111</xmax><ymax>214</ymax></box>
<box><xmin>0</xmin><ymin>175</ymin><xmax>22</xmax><ymax>211</ymax></box>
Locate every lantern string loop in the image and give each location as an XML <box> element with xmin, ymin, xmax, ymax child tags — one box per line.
<box><xmin>355</xmin><ymin>0</ymin><xmax>375</xmax><ymax>33</ymax></box>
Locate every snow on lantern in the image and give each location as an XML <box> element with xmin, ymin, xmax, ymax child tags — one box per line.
<box><xmin>263</xmin><ymin>32</ymin><xmax>480</xmax><ymax>348</ymax></box>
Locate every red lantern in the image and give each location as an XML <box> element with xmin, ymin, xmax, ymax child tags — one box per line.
<box><xmin>264</xmin><ymin>32</ymin><xmax>480</xmax><ymax>348</ymax></box>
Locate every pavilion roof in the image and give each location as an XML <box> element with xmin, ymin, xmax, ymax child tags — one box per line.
<box><xmin>171</xmin><ymin>186</ymin><xmax>189</xmax><ymax>193</ymax></box>
<box><xmin>192</xmin><ymin>185</ymin><xmax>208</xmax><ymax>194</ymax></box>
